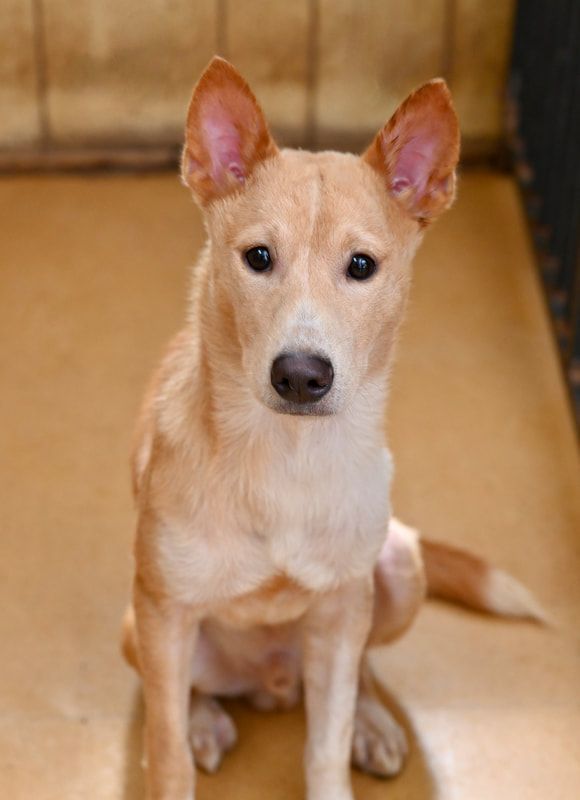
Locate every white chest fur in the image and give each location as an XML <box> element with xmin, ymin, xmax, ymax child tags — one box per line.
<box><xmin>256</xmin><ymin>433</ymin><xmax>392</xmax><ymax>590</ymax></box>
<box><xmin>154</xmin><ymin>407</ymin><xmax>392</xmax><ymax>608</ymax></box>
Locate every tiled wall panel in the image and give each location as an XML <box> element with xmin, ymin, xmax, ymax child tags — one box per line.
<box><xmin>316</xmin><ymin>0</ymin><xmax>446</xmax><ymax>143</ymax></box>
<box><xmin>225</xmin><ymin>0</ymin><xmax>310</xmax><ymax>143</ymax></box>
<box><xmin>42</xmin><ymin>0</ymin><xmax>217</xmax><ymax>144</ymax></box>
<box><xmin>0</xmin><ymin>1</ymin><xmax>39</xmax><ymax>146</ymax></box>
<box><xmin>452</xmin><ymin>0</ymin><xmax>516</xmax><ymax>140</ymax></box>
<box><xmin>0</xmin><ymin>1</ymin><xmax>518</xmax><ymax>155</ymax></box>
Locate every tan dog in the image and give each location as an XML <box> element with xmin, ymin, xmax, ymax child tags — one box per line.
<box><xmin>122</xmin><ymin>57</ymin><xmax>541</xmax><ymax>800</ymax></box>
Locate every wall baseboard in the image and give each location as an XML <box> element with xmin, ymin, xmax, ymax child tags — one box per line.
<box><xmin>0</xmin><ymin>135</ymin><xmax>504</xmax><ymax>174</ymax></box>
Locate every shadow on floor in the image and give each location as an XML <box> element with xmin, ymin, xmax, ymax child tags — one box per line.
<box><xmin>353</xmin><ymin>682</ymin><xmax>437</xmax><ymax>800</ymax></box>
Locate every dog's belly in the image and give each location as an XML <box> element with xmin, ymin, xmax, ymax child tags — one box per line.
<box><xmin>190</xmin><ymin>614</ymin><xmax>302</xmax><ymax>701</ymax></box>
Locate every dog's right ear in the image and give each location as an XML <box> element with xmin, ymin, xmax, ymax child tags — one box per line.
<box><xmin>181</xmin><ymin>57</ymin><xmax>278</xmax><ymax>205</ymax></box>
<box><xmin>362</xmin><ymin>79</ymin><xmax>460</xmax><ymax>223</ymax></box>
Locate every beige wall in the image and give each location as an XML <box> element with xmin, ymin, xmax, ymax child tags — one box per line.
<box><xmin>1</xmin><ymin>0</ymin><xmax>515</xmax><ymax>159</ymax></box>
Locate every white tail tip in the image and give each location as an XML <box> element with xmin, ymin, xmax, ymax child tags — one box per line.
<box><xmin>485</xmin><ymin>569</ymin><xmax>549</xmax><ymax>624</ymax></box>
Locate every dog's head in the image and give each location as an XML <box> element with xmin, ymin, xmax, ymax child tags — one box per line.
<box><xmin>182</xmin><ymin>58</ymin><xmax>460</xmax><ymax>417</ymax></box>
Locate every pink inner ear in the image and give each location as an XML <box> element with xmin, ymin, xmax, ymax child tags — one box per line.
<box><xmin>390</xmin><ymin>132</ymin><xmax>437</xmax><ymax>200</ymax></box>
<box><xmin>201</xmin><ymin>100</ymin><xmax>246</xmax><ymax>186</ymax></box>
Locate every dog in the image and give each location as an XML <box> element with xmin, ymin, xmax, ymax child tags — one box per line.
<box><xmin>121</xmin><ymin>57</ymin><xmax>542</xmax><ymax>800</ymax></box>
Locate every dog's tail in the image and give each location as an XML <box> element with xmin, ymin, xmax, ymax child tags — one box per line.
<box><xmin>421</xmin><ymin>538</ymin><xmax>546</xmax><ymax>622</ymax></box>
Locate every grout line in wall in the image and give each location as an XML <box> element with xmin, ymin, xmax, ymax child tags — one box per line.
<box><xmin>305</xmin><ymin>0</ymin><xmax>319</xmax><ymax>150</ymax></box>
<box><xmin>30</xmin><ymin>0</ymin><xmax>51</xmax><ymax>147</ymax></box>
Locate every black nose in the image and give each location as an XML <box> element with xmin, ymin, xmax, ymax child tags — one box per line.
<box><xmin>271</xmin><ymin>353</ymin><xmax>334</xmax><ymax>404</ymax></box>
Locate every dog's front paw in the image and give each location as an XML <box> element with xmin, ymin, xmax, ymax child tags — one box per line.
<box><xmin>351</xmin><ymin>694</ymin><xmax>408</xmax><ymax>778</ymax></box>
<box><xmin>189</xmin><ymin>695</ymin><xmax>237</xmax><ymax>773</ymax></box>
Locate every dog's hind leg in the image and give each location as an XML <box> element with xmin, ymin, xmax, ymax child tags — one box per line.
<box><xmin>121</xmin><ymin>603</ymin><xmax>140</xmax><ymax>671</ymax></box>
<box><xmin>352</xmin><ymin>658</ymin><xmax>408</xmax><ymax>777</ymax></box>
<box><xmin>368</xmin><ymin>517</ymin><xmax>427</xmax><ymax>647</ymax></box>
<box><xmin>350</xmin><ymin>517</ymin><xmax>426</xmax><ymax>777</ymax></box>
<box><xmin>188</xmin><ymin>693</ymin><xmax>237</xmax><ymax>774</ymax></box>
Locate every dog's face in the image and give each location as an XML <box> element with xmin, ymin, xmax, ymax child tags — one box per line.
<box><xmin>182</xmin><ymin>58</ymin><xmax>460</xmax><ymax>416</ymax></box>
<box><xmin>198</xmin><ymin>151</ymin><xmax>422</xmax><ymax>417</ymax></box>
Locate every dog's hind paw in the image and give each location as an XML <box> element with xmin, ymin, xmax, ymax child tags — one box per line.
<box><xmin>352</xmin><ymin>694</ymin><xmax>408</xmax><ymax>778</ymax></box>
<box><xmin>189</xmin><ymin>695</ymin><xmax>237</xmax><ymax>773</ymax></box>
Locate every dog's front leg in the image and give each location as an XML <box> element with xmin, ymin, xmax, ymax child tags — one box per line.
<box><xmin>302</xmin><ymin>576</ymin><xmax>374</xmax><ymax>800</ymax></box>
<box><xmin>134</xmin><ymin>579</ymin><xmax>198</xmax><ymax>800</ymax></box>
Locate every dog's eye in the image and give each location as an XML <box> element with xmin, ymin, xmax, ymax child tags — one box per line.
<box><xmin>347</xmin><ymin>253</ymin><xmax>376</xmax><ymax>281</ymax></box>
<box><xmin>245</xmin><ymin>246</ymin><xmax>272</xmax><ymax>272</ymax></box>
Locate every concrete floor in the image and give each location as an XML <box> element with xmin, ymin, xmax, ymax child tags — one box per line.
<box><xmin>0</xmin><ymin>171</ymin><xmax>579</xmax><ymax>799</ymax></box>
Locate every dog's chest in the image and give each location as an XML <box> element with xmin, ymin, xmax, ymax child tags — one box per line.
<box><xmin>254</xmin><ymin>442</ymin><xmax>392</xmax><ymax>589</ymax></box>
<box><xmin>212</xmin><ymin>573</ymin><xmax>312</xmax><ymax>628</ymax></box>
<box><xmin>159</xmin><ymin>434</ymin><xmax>392</xmax><ymax>608</ymax></box>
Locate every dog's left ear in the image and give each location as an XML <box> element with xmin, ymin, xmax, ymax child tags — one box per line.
<box><xmin>181</xmin><ymin>56</ymin><xmax>278</xmax><ymax>204</ymax></box>
<box><xmin>363</xmin><ymin>79</ymin><xmax>460</xmax><ymax>223</ymax></box>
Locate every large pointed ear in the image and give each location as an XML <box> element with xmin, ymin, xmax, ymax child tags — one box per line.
<box><xmin>181</xmin><ymin>57</ymin><xmax>278</xmax><ymax>204</ymax></box>
<box><xmin>363</xmin><ymin>79</ymin><xmax>460</xmax><ymax>223</ymax></box>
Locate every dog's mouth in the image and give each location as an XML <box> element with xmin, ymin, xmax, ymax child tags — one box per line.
<box><xmin>268</xmin><ymin>398</ymin><xmax>336</xmax><ymax>417</ymax></box>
